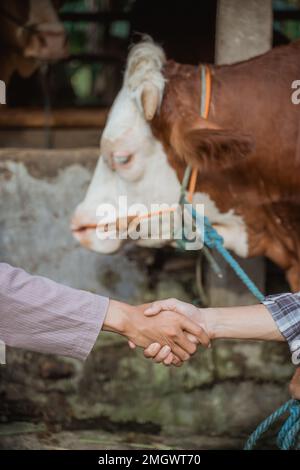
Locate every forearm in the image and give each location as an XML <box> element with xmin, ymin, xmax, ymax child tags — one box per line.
<box><xmin>0</xmin><ymin>263</ymin><xmax>109</xmax><ymax>360</ymax></box>
<box><xmin>102</xmin><ymin>300</ymin><xmax>129</xmax><ymax>335</ymax></box>
<box><xmin>205</xmin><ymin>304</ymin><xmax>285</xmax><ymax>342</ymax></box>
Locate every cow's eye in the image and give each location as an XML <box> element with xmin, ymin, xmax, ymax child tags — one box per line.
<box><xmin>113</xmin><ymin>154</ymin><xmax>133</xmax><ymax>166</ymax></box>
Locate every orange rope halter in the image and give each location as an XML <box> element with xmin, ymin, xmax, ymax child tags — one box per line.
<box><xmin>187</xmin><ymin>65</ymin><xmax>212</xmax><ymax>202</ymax></box>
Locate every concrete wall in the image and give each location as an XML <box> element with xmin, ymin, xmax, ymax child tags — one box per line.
<box><xmin>0</xmin><ymin>148</ymin><xmax>293</xmax><ymax>449</ymax></box>
<box><xmin>0</xmin><ymin>149</ymin><xmax>143</xmax><ymax>299</ymax></box>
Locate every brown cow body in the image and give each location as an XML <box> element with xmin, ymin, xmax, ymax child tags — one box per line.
<box><xmin>152</xmin><ymin>41</ymin><xmax>300</xmax><ymax>291</ymax></box>
<box><xmin>73</xmin><ymin>38</ymin><xmax>300</xmax><ymax>292</ymax></box>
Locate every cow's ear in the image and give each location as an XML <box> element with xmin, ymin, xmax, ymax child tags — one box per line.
<box><xmin>170</xmin><ymin>116</ymin><xmax>255</xmax><ymax>171</ymax></box>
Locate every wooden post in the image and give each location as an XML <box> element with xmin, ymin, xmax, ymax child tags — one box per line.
<box><xmin>205</xmin><ymin>0</ymin><xmax>273</xmax><ymax>307</ymax></box>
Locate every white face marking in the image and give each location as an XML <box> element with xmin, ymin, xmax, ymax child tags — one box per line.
<box><xmin>71</xmin><ymin>88</ymin><xmax>182</xmax><ymax>253</ymax></box>
<box><xmin>193</xmin><ymin>192</ymin><xmax>249</xmax><ymax>257</ymax></box>
<box><xmin>71</xmin><ymin>38</ymin><xmax>249</xmax><ymax>258</ymax></box>
<box><xmin>72</xmin><ymin>139</ymin><xmax>248</xmax><ymax>257</ymax></box>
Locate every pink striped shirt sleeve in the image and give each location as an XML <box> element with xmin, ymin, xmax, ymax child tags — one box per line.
<box><xmin>0</xmin><ymin>263</ymin><xmax>109</xmax><ymax>360</ymax></box>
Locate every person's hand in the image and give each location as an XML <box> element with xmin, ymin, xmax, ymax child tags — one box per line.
<box><xmin>141</xmin><ymin>298</ymin><xmax>212</xmax><ymax>365</ymax></box>
<box><xmin>103</xmin><ymin>300</ymin><xmax>210</xmax><ymax>363</ymax></box>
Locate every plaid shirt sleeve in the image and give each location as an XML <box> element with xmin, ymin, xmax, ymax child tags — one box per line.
<box><xmin>262</xmin><ymin>293</ymin><xmax>300</xmax><ymax>362</ymax></box>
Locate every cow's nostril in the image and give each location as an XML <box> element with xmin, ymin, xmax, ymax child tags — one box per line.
<box><xmin>71</xmin><ymin>223</ymin><xmax>97</xmax><ymax>233</ymax></box>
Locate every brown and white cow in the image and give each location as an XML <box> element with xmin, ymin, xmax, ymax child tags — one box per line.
<box><xmin>0</xmin><ymin>0</ymin><xmax>68</xmax><ymax>83</ymax></box>
<box><xmin>72</xmin><ymin>38</ymin><xmax>300</xmax><ymax>291</ymax></box>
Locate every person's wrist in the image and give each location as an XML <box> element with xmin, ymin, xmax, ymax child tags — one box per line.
<box><xmin>203</xmin><ymin>307</ymin><xmax>245</xmax><ymax>340</ymax></box>
<box><xmin>103</xmin><ymin>300</ymin><xmax>130</xmax><ymax>335</ymax></box>
<box><xmin>201</xmin><ymin>307</ymin><xmax>220</xmax><ymax>340</ymax></box>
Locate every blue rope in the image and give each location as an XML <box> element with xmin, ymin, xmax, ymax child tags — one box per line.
<box><xmin>200</xmin><ymin>66</ymin><xmax>207</xmax><ymax>117</ymax></box>
<box><xmin>184</xmin><ymin>201</ymin><xmax>265</xmax><ymax>302</ymax></box>
<box><xmin>244</xmin><ymin>399</ymin><xmax>300</xmax><ymax>450</ymax></box>
<box><xmin>277</xmin><ymin>401</ymin><xmax>300</xmax><ymax>450</ymax></box>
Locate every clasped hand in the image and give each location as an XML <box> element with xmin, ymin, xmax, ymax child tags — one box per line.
<box><xmin>104</xmin><ymin>298</ymin><xmax>211</xmax><ymax>367</ymax></box>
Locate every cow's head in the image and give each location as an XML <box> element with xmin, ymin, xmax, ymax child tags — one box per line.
<box><xmin>72</xmin><ymin>38</ymin><xmax>254</xmax><ymax>254</ymax></box>
<box><xmin>0</xmin><ymin>0</ymin><xmax>68</xmax><ymax>79</ymax></box>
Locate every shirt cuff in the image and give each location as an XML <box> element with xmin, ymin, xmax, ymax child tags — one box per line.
<box><xmin>73</xmin><ymin>295</ymin><xmax>110</xmax><ymax>361</ymax></box>
<box><xmin>262</xmin><ymin>293</ymin><xmax>300</xmax><ymax>363</ymax></box>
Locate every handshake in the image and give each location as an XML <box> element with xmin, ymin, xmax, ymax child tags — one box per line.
<box><xmin>103</xmin><ymin>298</ymin><xmax>284</xmax><ymax>366</ymax></box>
<box><xmin>103</xmin><ymin>298</ymin><xmax>213</xmax><ymax>366</ymax></box>
<box><xmin>103</xmin><ymin>297</ymin><xmax>285</xmax><ymax>366</ymax></box>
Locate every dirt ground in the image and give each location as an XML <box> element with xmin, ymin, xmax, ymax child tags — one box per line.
<box><xmin>0</xmin><ymin>422</ymin><xmax>275</xmax><ymax>450</ymax></box>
